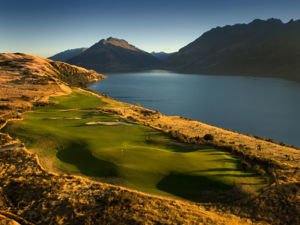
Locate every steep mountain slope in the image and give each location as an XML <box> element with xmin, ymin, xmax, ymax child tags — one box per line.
<box><xmin>48</xmin><ymin>48</ymin><xmax>87</xmax><ymax>62</ymax></box>
<box><xmin>68</xmin><ymin>37</ymin><xmax>159</xmax><ymax>73</ymax></box>
<box><xmin>163</xmin><ymin>18</ymin><xmax>300</xmax><ymax>81</ymax></box>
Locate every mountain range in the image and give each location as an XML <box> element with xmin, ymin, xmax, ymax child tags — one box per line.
<box><xmin>163</xmin><ymin>18</ymin><xmax>300</xmax><ymax>82</ymax></box>
<box><xmin>49</xmin><ymin>18</ymin><xmax>300</xmax><ymax>81</ymax></box>
<box><xmin>151</xmin><ymin>51</ymin><xmax>175</xmax><ymax>60</ymax></box>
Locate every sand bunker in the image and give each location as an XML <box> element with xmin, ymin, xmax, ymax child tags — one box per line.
<box><xmin>85</xmin><ymin>121</ymin><xmax>133</xmax><ymax>126</ymax></box>
<box><xmin>49</xmin><ymin>117</ymin><xmax>81</xmax><ymax>120</ymax></box>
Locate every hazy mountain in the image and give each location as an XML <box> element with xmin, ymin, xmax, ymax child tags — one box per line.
<box><xmin>48</xmin><ymin>48</ymin><xmax>87</xmax><ymax>62</ymax></box>
<box><xmin>163</xmin><ymin>18</ymin><xmax>300</xmax><ymax>82</ymax></box>
<box><xmin>151</xmin><ymin>51</ymin><xmax>175</xmax><ymax>61</ymax></box>
<box><xmin>68</xmin><ymin>37</ymin><xmax>159</xmax><ymax>73</ymax></box>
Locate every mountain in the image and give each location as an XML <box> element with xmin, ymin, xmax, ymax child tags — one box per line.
<box><xmin>68</xmin><ymin>37</ymin><xmax>159</xmax><ymax>73</ymax></box>
<box><xmin>151</xmin><ymin>51</ymin><xmax>175</xmax><ymax>60</ymax></box>
<box><xmin>163</xmin><ymin>18</ymin><xmax>300</xmax><ymax>82</ymax></box>
<box><xmin>48</xmin><ymin>48</ymin><xmax>87</xmax><ymax>62</ymax></box>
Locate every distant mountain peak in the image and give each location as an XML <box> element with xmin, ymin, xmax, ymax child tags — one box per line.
<box><xmin>68</xmin><ymin>37</ymin><xmax>159</xmax><ymax>73</ymax></box>
<box><xmin>96</xmin><ymin>37</ymin><xmax>140</xmax><ymax>51</ymax></box>
<box><xmin>48</xmin><ymin>48</ymin><xmax>87</xmax><ymax>62</ymax></box>
<box><xmin>151</xmin><ymin>51</ymin><xmax>176</xmax><ymax>61</ymax></box>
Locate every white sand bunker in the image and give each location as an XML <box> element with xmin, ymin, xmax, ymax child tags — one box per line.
<box><xmin>85</xmin><ymin>121</ymin><xmax>133</xmax><ymax>126</ymax></box>
<box><xmin>49</xmin><ymin>117</ymin><xmax>81</xmax><ymax>120</ymax></box>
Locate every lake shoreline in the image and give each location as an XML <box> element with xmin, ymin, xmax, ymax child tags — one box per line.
<box><xmin>89</xmin><ymin>71</ymin><xmax>300</xmax><ymax>147</ymax></box>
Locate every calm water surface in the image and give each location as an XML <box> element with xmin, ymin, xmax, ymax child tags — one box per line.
<box><xmin>89</xmin><ymin>70</ymin><xmax>300</xmax><ymax>147</ymax></box>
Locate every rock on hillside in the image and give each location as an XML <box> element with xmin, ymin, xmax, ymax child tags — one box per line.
<box><xmin>68</xmin><ymin>37</ymin><xmax>160</xmax><ymax>73</ymax></box>
<box><xmin>163</xmin><ymin>18</ymin><xmax>300</xmax><ymax>82</ymax></box>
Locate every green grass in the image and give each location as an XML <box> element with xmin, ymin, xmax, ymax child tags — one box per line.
<box><xmin>46</xmin><ymin>90</ymin><xmax>107</xmax><ymax>110</ymax></box>
<box><xmin>3</xmin><ymin>90</ymin><xmax>264</xmax><ymax>202</ymax></box>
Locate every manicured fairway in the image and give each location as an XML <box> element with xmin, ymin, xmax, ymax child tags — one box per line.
<box><xmin>4</xmin><ymin>90</ymin><xmax>263</xmax><ymax>202</ymax></box>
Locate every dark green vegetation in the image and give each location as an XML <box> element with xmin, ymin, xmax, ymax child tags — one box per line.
<box><xmin>3</xmin><ymin>91</ymin><xmax>263</xmax><ymax>201</ymax></box>
<box><xmin>163</xmin><ymin>18</ymin><xmax>300</xmax><ymax>82</ymax></box>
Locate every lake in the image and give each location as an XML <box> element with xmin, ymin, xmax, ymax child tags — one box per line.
<box><xmin>89</xmin><ymin>70</ymin><xmax>300</xmax><ymax>147</ymax></box>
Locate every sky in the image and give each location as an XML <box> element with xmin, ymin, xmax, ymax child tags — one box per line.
<box><xmin>1</xmin><ymin>0</ymin><xmax>300</xmax><ymax>58</ymax></box>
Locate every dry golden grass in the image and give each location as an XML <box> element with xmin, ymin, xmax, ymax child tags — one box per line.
<box><xmin>0</xmin><ymin>214</ymin><xmax>20</xmax><ymax>225</ymax></box>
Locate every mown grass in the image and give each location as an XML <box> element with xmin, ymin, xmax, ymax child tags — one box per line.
<box><xmin>3</xmin><ymin>90</ymin><xmax>264</xmax><ymax>202</ymax></box>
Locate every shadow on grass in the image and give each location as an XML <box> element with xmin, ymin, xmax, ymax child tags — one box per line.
<box><xmin>191</xmin><ymin>168</ymin><xmax>241</xmax><ymax>172</ymax></box>
<box><xmin>156</xmin><ymin>172</ymin><xmax>234</xmax><ymax>203</ymax></box>
<box><xmin>143</xmin><ymin>132</ymin><xmax>210</xmax><ymax>153</ymax></box>
<box><xmin>57</xmin><ymin>140</ymin><xmax>118</xmax><ymax>178</ymax></box>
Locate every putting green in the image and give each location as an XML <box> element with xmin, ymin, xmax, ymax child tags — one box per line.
<box><xmin>3</xmin><ymin>90</ymin><xmax>264</xmax><ymax>202</ymax></box>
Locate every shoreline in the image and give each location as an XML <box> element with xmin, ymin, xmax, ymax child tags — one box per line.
<box><xmin>86</xmin><ymin>88</ymin><xmax>299</xmax><ymax>170</ymax></box>
<box><xmin>90</xmin><ymin>71</ymin><xmax>300</xmax><ymax>148</ymax></box>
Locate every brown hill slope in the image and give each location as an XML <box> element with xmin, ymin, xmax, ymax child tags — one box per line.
<box><xmin>0</xmin><ymin>53</ymin><xmax>106</xmax><ymax>87</ymax></box>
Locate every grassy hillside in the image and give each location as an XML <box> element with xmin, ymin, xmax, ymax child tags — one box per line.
<box><xmin>3</xmin><ymin>90</ymin><xmax>263</xmax><ymax>202</ymax></box>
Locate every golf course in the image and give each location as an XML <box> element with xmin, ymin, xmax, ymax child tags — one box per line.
<box><xmin>3</xmin><ymin>90</ymin><xmax>264</xmax><ymax>202</ymax></box>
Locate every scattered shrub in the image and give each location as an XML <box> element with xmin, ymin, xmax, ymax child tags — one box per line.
<box><xmin>241</xmin><ymin>160</ymin><xmax>251</xmax><ymax>170</ymax></box>
<box><xmin>33</xmin><ymin>102</ymin><xmax>54</xmax><ymax>107</ymax></box>
<box><xmin>254</xmin><ymin>136</ymin><xmax>265</xmax><ymax>141</ymax></box>
<box><xmin>0</xmin><ymin>104</ymin><xmax>12</xmax><ymax>110</ymax></box>
<box><xmin>238</xmin><ymin>144</ymin><xmax>244</xmax><ymax>149</ymax></box>
<box><xmin>203</xmin><ymin>134</ymin><xmax>214</xmax><ymax>141</ymax></box>
<box><xmin>279</xmin><ymin>141</ymin><xmax>286</xmax><ymax>146</ymax></box>
<box><xmin>253</xmin><ymin>165</ymin><xmax>266</xmax><ymax>176</ymax></box>
<box><xmin>21</xmin><ymin>95</ymin><xmax>31</xmax><ymax>101</ymax></box>
<box><xmin>266</xmin><ymin>138</ymin><xmax>275</xmax><ymax>143</ymax></box>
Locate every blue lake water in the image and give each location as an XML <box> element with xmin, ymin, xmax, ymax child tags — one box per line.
<box><xmin>89</xmin><ymin>70</ymin><xmax>300</xmax><ymax>147</ymax></box>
